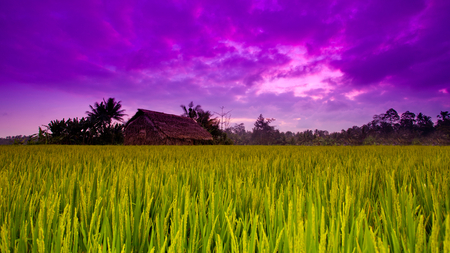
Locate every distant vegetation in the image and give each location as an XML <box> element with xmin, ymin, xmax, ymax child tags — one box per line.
<box><xmin>2</xmin><ymin>98</ymin><xmax>126</xmax><ymax>145</ymax></box>
<box><xmin>2</xmin><ymin>99</ymin><xmax>450</xmax><ymax>145</ymax></box>
<box><xmin>226</xmin><ymin>108</ymin><xmax>450</xmax><ymax>145</ymax></box>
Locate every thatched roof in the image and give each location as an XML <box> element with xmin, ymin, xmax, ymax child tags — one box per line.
<box><xmin>126</xmin><ymin>109</ymin><xmax>213</xmax><ymax>141</ymax></box>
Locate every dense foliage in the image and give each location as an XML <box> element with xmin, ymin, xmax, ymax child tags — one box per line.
<box><xmin>2</xmin><ymin>103</ymin><xmax>450</xmax><ymax>145</ymax></box>
<box><xmin>226</xmin><ymin>109</ymin><xmax>450</xmax><ymax>145</ymax></box>
<box><xmin>180</xmin><ymin>102</ymin><xmax>233</xmax><ymax>145</ymax></box>
<box><xmin>22</xmin><ymin>98</ymin><xmax>125</xmax><ymax>145</ymax></box>
<box><xmin>0</xmin><ymin>146</ymin><xmax>449</xmax><ymax>252</ymax></box>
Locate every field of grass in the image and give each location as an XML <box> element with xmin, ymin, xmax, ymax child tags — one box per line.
<box><xmin>0</xmin><ymin>145</ymin><xmax>449</xmax><ymax>252</ymax></box>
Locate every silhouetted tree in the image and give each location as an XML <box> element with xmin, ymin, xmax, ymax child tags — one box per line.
<box><xmin>48</xmin><ymin>118</ymin><xmax>69</xmax><ymax>143</ymax></box>
<box><xmin>416</xmin><ymin>113</ymin><xmax>434</xmax><ymax>136</ymax></box>
<box><xmin>197</xmin><ymin>110</ymin><xmax>225</xmax><ymax>143</ymax></box>
<box><xmin>251</xmin><ymin>114</ymin><xmax>276</xmax><ymax>145</ymax></box>
<box><xmin>226</xmin><ymin>123</ymin><xmax>251</xmax><ymax>145</ymax></box>
<box><xmin>181</xmin><ymin>102</ymin><xmax>232</xmax><ymax>144</ymax></box>
<box><xmin>104</xmin><ymin>98</ymin><xmax>126</xmax><ymax>127</ymax></box>
<box><xmin>371</xmin><ymin>108</ymin><xmax>400</xmax><ymax>135</ymax></box>
<box><xmin>85</xmin><ymin>98</ymin><xmax>126</xmax><ymax>144</ymax></box>
<box><xmin>383</xmin><ymin>108</ymin><xmax>400</xmax><ymax>125</ymax></box>
<box><xmin>399</xmin><ymin>111</ymin><xmax>416</xmax><ymax>131</ymax></box>
<box><xmin>436</xmin><ymin>111</ymin><xmax>450</xmax><ymax>136</ymax></box>
<box><xmin>86</xmin><ymin>98</ymin><xmax>126</xmax><ymax>130</ymax></box>
<box><xmin>344</xmin><ymin>126</ymin><xmax>364</xmax><ymax>145</ymax></box>
<box><xmin>180</xmin><ymin>101</ymin><xmax>203</xmax><ymax>120</ymax></box>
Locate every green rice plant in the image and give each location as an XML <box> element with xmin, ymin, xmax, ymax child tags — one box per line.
<box><xmin>0</xmin><ymin>145</ymin><xmax>449</xmax><ymax>252</ymax></box>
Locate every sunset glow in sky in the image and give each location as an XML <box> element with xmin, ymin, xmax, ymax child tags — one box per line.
<box><xmin>1</xmin><ymin>0</ymin><xmax>449</xmax><ymax>137</ymax></box>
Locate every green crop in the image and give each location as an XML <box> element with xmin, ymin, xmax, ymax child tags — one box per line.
<box><xmin>0</xmin><ymin>145</ymin><xmax>449</xmax><ymax>252</ymax></box>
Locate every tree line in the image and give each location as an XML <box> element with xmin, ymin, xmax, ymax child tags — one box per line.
<box><xmin>2</xmin><ymin>98</ymin><xmax>450</xmax><ymax>145</ymax></box>
<box><xmin>225</xmin><ymin>108</ymin><xmax>450</xmax><ymax>145</ymax></box>
<box><xmin>2</xmin><ymin>98</ymin><xmax>126</xmax><ymax>145</ymax></box>
<box><xmin>2</xmin><ymin>98</ymin><xmax>232</xmax><ymax>145</ymax></box>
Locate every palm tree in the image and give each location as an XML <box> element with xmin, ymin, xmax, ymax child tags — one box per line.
<box><xmin>196</xmin><ymin>110</ymin><xmax>219</xmax><ymax>130</ymax></box>
<box><xmin>86</xmin><ymin>101</ymin><xmax>107</xmax><ymax>129</ymax></box>
<box><xmin>437</xmin><ymin>111</ymin><xmax>450</xmax><ymax>123</ymax></box>
<box><xmin>86</xmin><ymin>98</ymin><xmax>126</xmax><ymax>129</ymax></box>
<box><xmin>103</xmin><ymin>98</ymin><xmax>127</xmax><ymax>128</ymax></box>
<box><xmin>180</xmin><ymin>101</ymin><xmax>203</xmax><ymax>120</ymax></box>
<box><xmin>437</xmin><ymin>111</ymin><xmax>450</xmax><ymax>136</ymax></box>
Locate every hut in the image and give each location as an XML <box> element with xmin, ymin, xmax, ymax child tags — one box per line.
<box><xmin>124</xmin><ymin>109</ymin><xmax>213</xmax><ymax>145</ymax></box>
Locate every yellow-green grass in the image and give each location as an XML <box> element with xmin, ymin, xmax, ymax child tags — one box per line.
<box><xmin>0</xmin><ymin>146</ymin><xmax>449</xmax><ymax>252</ymax></box>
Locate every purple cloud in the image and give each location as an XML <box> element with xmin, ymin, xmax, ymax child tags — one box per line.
<box><xmin>0</xmin><ymin>0</ymin><xmax>449</xmax><ymax>137</ymax></box>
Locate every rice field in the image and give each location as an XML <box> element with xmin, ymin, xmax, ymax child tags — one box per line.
<box><xmin>0</xmin><ymin>145</ymin><xmax>449</xmax><ymax>253</ymax></box>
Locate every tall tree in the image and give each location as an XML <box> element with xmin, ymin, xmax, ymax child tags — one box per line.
<box><xmin>399</xmin><ymin>111</ymin><xmax>416</xmax><ymax>131</ymax></box>
<box><xmin>436</xmin><ymin>111</ymin><xmax>450</xmax><ymax>136</ymax></box>
<box><xmin>416</xmin><ymin>113</ymin><xmax>434</xmax><ymax>136</ymax></box>
<box><xmin>383</xmin><ymin>108</ymin><xmax>400</xmax><ymax>125</ymax></box>
<box><xmin>85</xmin><ymin>98</ymin><xmax>126</xmax><ymax>144</ymax></box>
<box><xmin>86</xmin><ymin>101</ymin><xmax>107</xmax><ymax>129</ymax></box>
<box><xmin>103</xmin><ymin>98</ymin><xmax>127</xmax><ymax>128</ymax></box>
<box><xmin>251</xmin><ymin>114</ymin><xmax>276</xmax><ymax>145</ymax></box>
<box><xmin>180</xmin><ymin>101</ymin><xmax>203</xmax><ymax>120</ymax></box>
<box><xmin>437</xmin><ymin>111</ymin><xmax>450</xmax><ymax>124</ymax></box>
<box><xmin>196</xmin><ymin>110</ymin><xmax>218</xmax><ymax>130</ymax></box>
<box><xmin>372</xmin><ymin>108</ymin><xmax>400</xmax><ymax>134</ymax></box>
<box><xmin>86</xmin><ymin>98</ymin><xmax>126</xmax><ymax>129</ymax></box>
<box><xmin>48</xmin><ymin>118</ymin><xmax>68</xmax><ymax>143</ymax></box>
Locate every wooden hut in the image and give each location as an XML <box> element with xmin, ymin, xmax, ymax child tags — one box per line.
<box><xmin>124</xmin><ymin>109</ymin><xmax>213</xmax><ymax>145</ymax></box>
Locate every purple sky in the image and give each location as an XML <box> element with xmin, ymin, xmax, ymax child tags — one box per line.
<box><xmin>1</xmin><ymin>0</ymin><xmax>450</xmax><ymax>137</ymax></box>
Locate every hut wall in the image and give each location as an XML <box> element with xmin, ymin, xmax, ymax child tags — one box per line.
<box><xmin>165</xmin><ymin>138</ymin><xmax>193</xmax><ymax>145</ymax></box>
<box><xmin>125</xmin><ymin>116</ymin><xmax>166</xmax><ymax>145</ymax></box>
